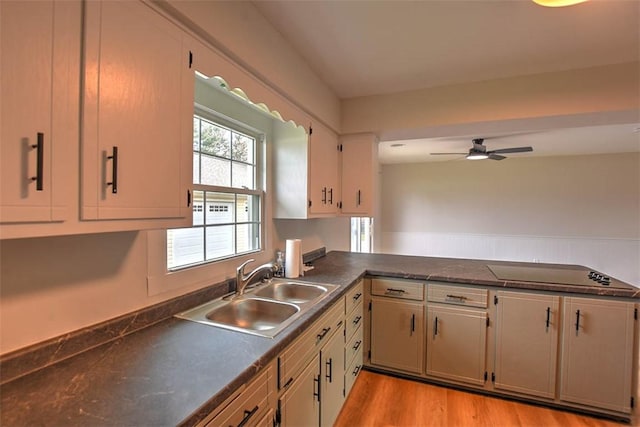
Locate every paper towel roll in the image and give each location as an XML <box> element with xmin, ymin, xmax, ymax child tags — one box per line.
<box><xmin>285</xmin><ymin>239</ymin><xmax>301</xmax><ymax>278</ymax></box>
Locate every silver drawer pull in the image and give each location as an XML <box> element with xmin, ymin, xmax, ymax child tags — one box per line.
<box><xmin>446</xmin><ymin>294</ymin><xmax>468</xmax><ymax>301</ymax></box>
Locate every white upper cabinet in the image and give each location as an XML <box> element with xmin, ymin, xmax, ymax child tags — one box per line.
<box><xmin>340</xmin><ymin>133</ymin><xmax>378</xmax><ymax>216</ymax></box>
<box><xmin>0</xmin><ymin>0</ymin><xmax>69</xmax><ymax>224</ymax></box>
<box><xmin>81</xmin><ymin>0</ymin><xmax>193</xmax><ymax>223</ymax></box>
<box><xmin>273</xmin><ymin>120</ymin><xmax>340</xmax><ymax>219</ymax></box>
<box><xmin>308</xmin><ymin>123</ymin><xmax>340</xmax><ymax>216</ymax></box>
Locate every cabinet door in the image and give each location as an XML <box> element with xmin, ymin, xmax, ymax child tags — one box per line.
<box><xmin>308</xmin><ymin>123</ymin><xmax>339</xmax><ymax>215</ymax></box>
<box><xmin>321</xmin><ymin>323</ymin><xmax>345</xmax><ymax>427</ymax></box>
<box><xmin>0</xmin><ymin>1</ymin><xmax>57</xmax><ymax>223</ymax></box>
<box><xmin>494</xmin><ymin>291</ymin><xmax>559</xmax><ymax>399</ymax></box>
<box><xmin>81</xmin><ymin>0</ymin><xmax>192</xmax><ymax>221</ymax></box>
<box><xmin>280</xmin><ymin>355</ymin><xmax>320</xmax><ymax>427</ymax></box>
<box><xmin>370</xmin><ymin>297</ymin><xmax>424</xmax><ymax>374</ymax></box>
<box><xmin>426</xmin><ymin>305</ymin><xmax>487</xmax><ymax>386</ymax></box>
<box><xmin>340</xmin><ymin>134</ymin><xmax>377</xmax><ymax>215</ymax></box>
<box><xmin>560</xmin><ymin>298</ymin><xmax>635</xmax><ymax>413</ymax></box>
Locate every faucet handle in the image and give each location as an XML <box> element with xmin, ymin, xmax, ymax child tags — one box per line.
<box><xmin>237</xmin><ymin>259</ymin><xmax>255</xmax><ymax>274</ymax></box>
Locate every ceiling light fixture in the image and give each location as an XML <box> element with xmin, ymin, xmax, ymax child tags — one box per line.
<box><xmin>532</xmin><ymin>0</ymin><xmax>588</xmax><ymax>7</ymax></box>
<box><xmin>466</xmin><ymin>152</ymin><xmax>489</xmax><ymax>160</ymax></box>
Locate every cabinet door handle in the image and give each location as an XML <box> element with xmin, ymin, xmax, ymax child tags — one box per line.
<box><xmin>352</xmin><ymin>315</ymin><xmax>362</xmax><ymax>326</ymax></box>
<box><xmin>412</xmin><ymin>313</ymin><xmax>416</xmax><ymax>333</ymax></box>
<box><xmin>545</xmin><ymin>307</ymin><xmax>551</xmax><ymax>331</ymax></box>
<box><xmin>321</xmin><ymin>187</ymin><xmax>327</xmax><ymax>204</ymax></box>
<box><xmin>353</xmin><ymin>340</ymin><xmax>362</xmax><ymax>351</ymax></box>
<box><xmin>328</xmin><ymin>187</ymin><xmax>333</xmax><ymax>204</ymax></box>
<box><xmin>352</xmin><ymin>365</ymin><xmax>361</xmax><ymax>376</ymax></box>
<box><xmin>107</xmin><ymin>146</ymin><xmax>118</xmax><ymax>194</ymax></box>
<box><xmin>357</xmin><ymin>189</ymin><xmax>361</xmax><ymax>206</ymax></box>
<box><xmin>352</xmin><ymin>292</ymin><xmax>362</xmax><ymax>302</ymax></box>
<box><xmin>237</xmin><ymin>405</ymin><xmax>259</xmax><ymax>427</ymax></box>
<box><xmin>326</xmin><ymin>358</ymin><xmax>333</xmax><ymax>382</ymax></box>
<box><xmin>313</xmin><ymin>375</ymin><xmax>320</xmax><ymax>401</ymax></box>
<box><xmin>434</xmin><ymin>316</ymin><xmax>439</xmax><ymax>337</ymax></box>
<box><xmin>575</xmin><ymin>309</ymin><xmax>581</xmax><ymax>335</ymax></box>
<box><xmin>30</xmin><ymin>132</ymin><xmax>44</xmax><ymax>191</ymax></box>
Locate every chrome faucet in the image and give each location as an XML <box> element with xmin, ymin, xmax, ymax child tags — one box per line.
<box><xmin>235</xmin><ymin>259</ymin><xmax>276</xmax><ymax>297</ymax></box>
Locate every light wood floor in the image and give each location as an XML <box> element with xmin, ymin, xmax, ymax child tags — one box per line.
<box><xmin>334</xmin><ymin>370</ymin><xmax>632</xmax><ymax>427</ymax></box>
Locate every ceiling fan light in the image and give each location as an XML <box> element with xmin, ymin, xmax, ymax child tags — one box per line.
<box><xmin>532</xmin><ymin>0</ymin><xmax>588</xmax><ymax>7</ymax></box>
<box><xmin>466</xmin><ymin>153</ymin><xmax>489</xmax><ymax>160</ymax></box>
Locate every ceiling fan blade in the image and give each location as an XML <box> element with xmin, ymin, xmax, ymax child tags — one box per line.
<box><xmin>489</xmin><ymin>154</ymin><xmax>506</xmax><ymax>160</ymax></box>
<box><xmin>490</xmin><ymin>146</ymin><xmax>533</xmax><ymax>154</ymax></box>
<box><xmin>430</xmin><ymin>152</ymin><xmax>467</xmax><ymax>155</ymax></box>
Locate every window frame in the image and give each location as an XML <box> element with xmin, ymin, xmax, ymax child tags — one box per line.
<box><xmin>166</xmin><ymin>105</ymin><xmax>265</xmax><ymax>272</ymax></box>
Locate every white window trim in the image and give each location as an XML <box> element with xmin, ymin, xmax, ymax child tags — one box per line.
<box><xmin>146</xmin><ymin>105</ymin><xmax>270</xmax><ymax>297</ymax></box>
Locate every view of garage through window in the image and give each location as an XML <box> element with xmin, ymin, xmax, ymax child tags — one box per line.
<box><xmin>167</xmin><ymin>111</ymin><xmax>262</xmax><ymax>270</ymax></box>
<box><xmin>351</xmin><ymin>217</ymin><xmax>373</xmax><ymax>253</ymax></box>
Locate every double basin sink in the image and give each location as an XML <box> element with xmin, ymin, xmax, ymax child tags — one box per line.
<box><xmin>176</xmin><ymin>279</ymin><xmax>339</xmax><ymax>338</ymax></box>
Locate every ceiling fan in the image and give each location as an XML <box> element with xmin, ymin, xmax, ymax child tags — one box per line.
<box><xmin>430</xmin><ymin>138</ymin><xmax>533</xmax><ymax>161</ymax></box>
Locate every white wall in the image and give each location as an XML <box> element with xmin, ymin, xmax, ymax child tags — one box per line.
<box><xmin>274</xmin><ymin>218</ymin><xmax>350</xmax><ymax>255</ymax></box>
<box><xmin>379</xmin><ymin>153</ymin><xmax>640</xmax><ymax>286</ymax></box>
<box><xmin>163</xmin><ymin>0</ymin><xmax>341</xmax><ymax>132</ymax></box>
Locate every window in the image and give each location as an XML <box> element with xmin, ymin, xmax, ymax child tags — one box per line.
<box><xmin>167</xmin><ymin>110</ymin><xmax>263</xmax><ymax>270</ymax></box>
<box><xmin>351</xmin><ymin>217</ymin><xmax>373</xmax><ymax>253</ymax></box>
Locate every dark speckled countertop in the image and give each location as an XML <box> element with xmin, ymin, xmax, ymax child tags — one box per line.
<box><xmin>1</xmin><ymin>251</ymin><xmax>638</xmax><ymax>426</ymax></box>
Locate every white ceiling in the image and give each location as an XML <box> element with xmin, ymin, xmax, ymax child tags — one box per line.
<box><xmin>253</xmin><ymin>0</ymin><xmax>640</xmax><ymax>162</ymax></box>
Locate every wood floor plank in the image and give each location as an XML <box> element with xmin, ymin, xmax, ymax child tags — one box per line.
<box><xmin>334</xmin><ymin>370</ymin><xmax>631</xmax><ymax>427</ymax></box>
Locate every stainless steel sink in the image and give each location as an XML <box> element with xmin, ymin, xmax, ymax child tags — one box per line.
<box><xmin>253</xmin><ymin>281</ymin><xmax>329</xmax><ymax>304</ymax></box>
<box><xmin>175</xmin><ymin>279</ymin><xmax>339</xmax><ymax>338</ymax></box>
<box><xmin>206</xmin><ymin>298</ymin><xmax>299</xmax><ymax>331</ymax></box>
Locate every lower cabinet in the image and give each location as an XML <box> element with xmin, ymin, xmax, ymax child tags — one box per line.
<box><xmin>369</xmin><ymin>279</ymin><xmax>425</xmax><ymax>374</ymax></box>
<box><xmin>279</xmin><ymin>354</ymin><xmax>321</xmax><ymax>427</ymax></box>
<box><xmin>365</xmin><ymin>277</ymin><xmax>638</xmax><ymax>421</ymax></box>
<box><xmin>276</xmin><ymin>283</ymin><xmax>365</xmax><ymax>427</ymax></box>
<box><xmin>320</xmin><ymin>324</ymin><xmax>346</xmax><ymax>427</ymax></box>
<box><xmin>344</xmin><ymin>281</ymin><xmax>364</xmax><ymax>398</ymax></box>
<box><xmin>425</xmin><ymin>283</ymin><xmax>489</xmax><ymax>386</ymax></box>
<box><xmin>560</xmin><ymin>297</ymin><xmax>635</xmax><ymax>413</ymax></box>
<box><xmin>494</xmin><ymin>291</ymin><xmax>560</xmax><ymax>399</ymax></box>
<box><xmin>425</xmin><ymin>304</ymin><xmax>488</xmax><ymax>386</ymax></box>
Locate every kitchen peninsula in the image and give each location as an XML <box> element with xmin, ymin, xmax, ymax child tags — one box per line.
<box><xmin>1</xmin><ymin>251</ymin><xmax>638</xmax><ymax>426</ymax></box>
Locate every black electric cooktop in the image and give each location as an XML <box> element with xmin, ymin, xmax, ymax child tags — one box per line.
<box><xmin>487</xmin><ymin>264</ymin><xmax>628</xmax><ymax>289</ymax></box>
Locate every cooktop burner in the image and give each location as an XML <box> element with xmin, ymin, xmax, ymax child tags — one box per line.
<box><xmin>487</xmin><ymin>264</ymin><xmax>628</xmax><ymax>289</ymax></box>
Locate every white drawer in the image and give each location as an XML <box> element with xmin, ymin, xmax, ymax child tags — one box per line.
<box><xmin>345</xmin><ymin>300</ymin><xmax>364</xmax><ymax>341</ymax></box>
<box><xmin>345</xmin><ymin>345</ymin><xmax>364</xmax><ymax>398</ymax></box>
<box><xmin>371</xmin><ymin>278</ymin><xmax>424</xmax><ymax>301</ymax></box>
<box><xmin>205</xmin><ymin>368</ymin><xmax>270</xmax><ymax>427</ymax></box>
<box><xmin>345</xmin><ymin>323</ymin><xmax>364</xmax><ymax>366</ymax></box>
<box><xmin>427</xmin><ymin>282</ymin><xmax>488</xmax><ymax>308</ymax></box>
<box><xmin>345</xmin><ymin>280</ymin><xmax>364</xmax><ymax>314</ymax></box>
<box><xmin>279</xmin><ymin>298</ymin><xmax>344</xmax><ymax>390</ymax></box>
